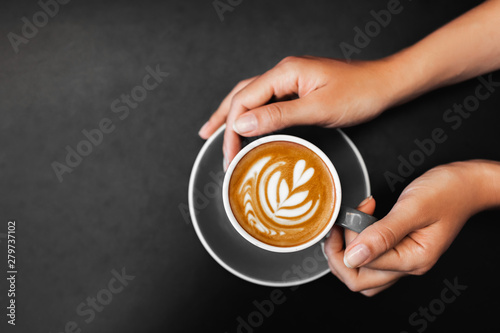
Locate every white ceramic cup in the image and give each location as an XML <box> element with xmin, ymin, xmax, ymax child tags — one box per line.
<box><xmin>223</xmin><ymin>134</ymin><xmax>378</xmax><ymax>253</ymax></box>
<box><xmin>222</xmin><ymin>135</ymin><xmax>346</xmax><ymax>253</ymax></box>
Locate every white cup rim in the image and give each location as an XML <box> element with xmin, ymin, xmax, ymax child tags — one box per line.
<box><xmin>222</xmin><ymin>135</ymin><xmax>342</xmax><ymax>253</ymax></box>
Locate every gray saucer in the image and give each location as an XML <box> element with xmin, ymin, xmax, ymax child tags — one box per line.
<box><xmin>189</xmin><ymin>125</ymin><xmax>370</xmax><ymax>286</ymax></box>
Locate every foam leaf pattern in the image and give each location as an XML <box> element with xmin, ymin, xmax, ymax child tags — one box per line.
<box><xmin>279</xmin><ymin>179</ymin><xmax>289</xmax><ymax>206</ymax></box>
<box><xmin>268</xmin><ymin>171</ymin><xmax>280</xmax><ymax>212</ymax></box>
<box><xmin>267</xmin><ymin>159</ymin><xmax>316</xmax><ymax>218</ymax></box>
<box><xmin>239</xmin><ymin>156</ymin><xmax>320</xmax><ymax>232</ymax></box>
<box><xmin>278</xmin><ymin>190</ymin><xmax>309</xmax><ymax>209</ymax></box>
<box><xmin>293</xmin><ymin>159</ymin><xmax>314</xmax><ymax>190</ymax></box>
<box><xmin>276</xmin><ymin>200</ymin><xmax>313</xmax><ymax>218</ymax></box>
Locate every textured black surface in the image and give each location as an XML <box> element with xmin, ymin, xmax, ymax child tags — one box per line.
<box><xmin>1</xmin><ymin>0</ymin><xmax>499</xmax><ymax>332</ymax></box>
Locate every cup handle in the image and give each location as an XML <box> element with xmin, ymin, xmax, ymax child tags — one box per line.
<box><xmin>335</xmin><ymin>205</ymin><xmax>378</xmax><ymax>233</ymax></box>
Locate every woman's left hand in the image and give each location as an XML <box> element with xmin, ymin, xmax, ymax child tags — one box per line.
<box><xmin>324</xmin><ymin>160</ymin><xmax>498</xmax><ymax>296</ymax></box>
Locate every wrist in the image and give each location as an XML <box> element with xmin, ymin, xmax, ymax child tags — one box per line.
<box><xmin>457</xmin><ymin>160</ymin><xmax>500</xmax><ymax>212</ymax></box>
<box><xmin>353</xmin><ymin>55</ymin><xmax>423</xmax><ymax>114</ymax></box>
<box><xmin>375</xmin><ymin>47</ymin><xmax>441</xmax><ymax>109</ymax></box>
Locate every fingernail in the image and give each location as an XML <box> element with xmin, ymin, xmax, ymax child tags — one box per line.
<box><xmin>198</xmin><ymin>121</ymin><xmax>209</xmax><ymax>137</ymax></box>
<box><xmin>358</xmin><ymin>195</ymin><xmax>373</xmax><ymax>208</ymax></box>
<box><xmin>233</xmin><ymin>114</ymin><xmax>257</xmax><ymax>134</ymax></box>
<box><xmin>344</xmin><ymin>244</ymin><xmax>370</xmax><ymax>268</ymax></box>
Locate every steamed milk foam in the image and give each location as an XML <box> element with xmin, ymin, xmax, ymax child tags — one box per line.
<box><xmin>229</xmin><ymin>141</ymin><xmax>335</xmax><ymax>247</ymax></box>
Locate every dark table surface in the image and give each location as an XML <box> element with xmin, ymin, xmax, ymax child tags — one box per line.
<box><xmin>1</xmin><ymin>0</ymin><xmax>499</xmax><ymax>332</ymax></box>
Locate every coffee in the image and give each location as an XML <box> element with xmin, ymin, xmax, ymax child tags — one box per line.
<box><xmin>228</xmin><ymin>141</ymin><xmax>335</xmax><ymax>247</ymax></box>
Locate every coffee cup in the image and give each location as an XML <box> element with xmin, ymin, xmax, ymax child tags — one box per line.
<box><xmin>222</xmin><ymin>135</ymin><xmax>377</xmax><ymax>253</ymax></box>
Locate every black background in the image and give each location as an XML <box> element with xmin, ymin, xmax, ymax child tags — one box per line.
<box><xmin>1</xmin><ymin>0</ymin><xmax>499</xmax><ymax>332</ymax></box>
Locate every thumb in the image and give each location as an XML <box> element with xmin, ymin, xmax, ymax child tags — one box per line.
<box><xmin>343</xmin><ymin>200</ymin><xmax>422</xmax><ymax>268</ymax></box>
<box><xmin>232</xmin><ymin>97</ymin><xmax>322</xmax><ymax>137</ymax></box>
<box><xmin>356</xmin><ymin>195</ymin><xmax>376</xmax><ymax>215</ymax></box>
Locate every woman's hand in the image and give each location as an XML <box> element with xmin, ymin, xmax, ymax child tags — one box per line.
<box><xmin>324</xmin><ymin>160</ymin><xmax>500</xmax><ymax>296</ymax></box>
<box><xmin>198</xmin><ymin>0</ymin><xmax>500</xmax><ymax>169</ymax></box>
<box><xmin>198</xmin><ymin>56</ymin><xmax>401</xmax><ymax>168</ymax></box>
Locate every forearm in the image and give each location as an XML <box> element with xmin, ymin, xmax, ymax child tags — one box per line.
<box><xmin>382</xmin><ymin>0</ymin><xmax>500</xmax><ymax>106</ymax></box>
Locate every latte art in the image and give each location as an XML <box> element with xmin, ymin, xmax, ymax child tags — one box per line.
<box><xmin>243</xmin><ymin>158</ymin><xmax>319</xmax><ymax>229</ymax></box>
<box><xmin>229</xmin><ymin>141</ymin><xmax>335</xmax><ymax>247</ymax></box>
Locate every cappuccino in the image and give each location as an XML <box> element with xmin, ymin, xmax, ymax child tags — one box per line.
<box><xmin>228</xmin><ymin>141</ymin><xmax>335</xmax><ymax>247</ymax></box>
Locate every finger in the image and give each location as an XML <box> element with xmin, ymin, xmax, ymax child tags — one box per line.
<box><xmin>324</xmin><ymin>226</ymin><xmax>404</xmax><ymax>291</ymax></box>
<box><xmin>329</xmin><ymin>196</ymin><xmax>376</xmax><ymax>263</ymax></box>
<box><xmin>357</xmin><ymin>196</ymin><xmax>376</xmax><ymax>215</ymax></box>
<box><xmin>361</xmin><ymin>225</ymin><xmax>445</xmax><ymax>273</ymax></box>
<box><xmin>359</xmin><ymin>280</ymin><xmax>398</xmax><ymax>297</ymax></box>
<box><xmin>199</xmin><ymin>77</ymin><xmax>257</xmax><ymax>139</ymax></box>
<box><xmin>345</xmin><ymin>196</ymin><xmax>376</xmax><ymax>245</ymax></box>
<box><xmin>343</xmin><ymin>196</ymin><xmax>429</xmax><ymax>269</ymax></box>
<box><xmin>223</xmin><ymin>60</ymin><xmax>306</xmax><ymax>163</ymax></box>
<box><xmin>341</xmin><ymin>200</ymin><xmax>424</xmax><ymax>276</ymax></box>
<box><xmin>223</xmin><ymin>122</ymin><xmax>241</xmax><ymax>170</ymax></box>
<box><xmin>232</xmin><ymin>95</ymin><xmax>327</xmax><ymax>137</ymax></box>
<box><xmin>324</xmin><ymin>225</ymin><xmax>344</xmax><ymax>277</ymax></box>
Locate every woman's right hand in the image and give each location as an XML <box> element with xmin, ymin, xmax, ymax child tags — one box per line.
<box><xmin>198</xmin><ymin>56</ymin><xmax>404</xmax><ymax>168</ymax></box>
